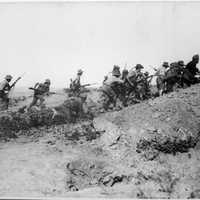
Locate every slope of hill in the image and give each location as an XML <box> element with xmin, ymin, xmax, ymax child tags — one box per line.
<box><xmin>0</xmin><ymin>84</ymin><xmax>200</xmax><ymax>198</ymax></box>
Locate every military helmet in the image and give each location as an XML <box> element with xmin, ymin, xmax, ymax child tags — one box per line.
<box><xmin>178</xmin><ymin>60</ymin><xmax>184</xmax><ymax>66</ymax></box>
<box><xmin>162</xmin><ymin>62</ymin><xmax>169</xmax><ymax>68</ymax></box>
<box><xmin>135</xmin><ymin>64</ymin><xmax>144</xmax><ymax>70</ymax></box>
<box><xmin>112</xmin><ymin>68</ymin><xmax>121</xmax><ymax>76</ymax></box>
<box><xmin>77</xmin><ymin>69</ymin><xmax>83</xmax><ymax>75</ymax></box>
<box><xmin>5</xmin><ymin>75</ymin><xmax>13</xmax><ymax>80</ymax></box>
<box><xmin>193</xmin><ymin>54</ymin><xmax>199</xmax><ymax>60</ymax></box>
<box><xmin>44</xmin><ymin>79</ymin><xmax>51</xmax><ymax>84</ymax></box>
<box><xmin>113</xmin><ymin>65</ymin><xmax>120</xmax><ymax>68</ymax></box>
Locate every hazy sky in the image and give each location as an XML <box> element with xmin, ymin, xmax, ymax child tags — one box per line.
<box><xmin>0</xmin><ymin>2</ymin><xmax>200</xmax><ymax>88</ymax></box>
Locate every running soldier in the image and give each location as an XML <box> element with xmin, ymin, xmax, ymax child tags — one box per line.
<box><xmin>0</xmin><ymin>75</ymin><xmax>13</xmax><ymax>111</ymax></box>
<box><xmin>28</xmin><ymin>79</ymin><xmax>51</xmax><ymax>110</ymax></box>
<box><xmin>70</xmin><ymin>69</ymin><xmax>84</xmax><ymax>96</ymax></box>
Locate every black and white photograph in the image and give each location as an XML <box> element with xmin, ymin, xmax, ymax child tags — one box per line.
<box><xmin>0</xmin><ymin>1</ymin><xmax>200</xmax><ymax>198</ymax></box>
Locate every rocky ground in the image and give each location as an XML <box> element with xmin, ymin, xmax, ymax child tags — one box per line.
<box><xmin>0</xmin><ymin>85</ymin><xmax>200</xmax><ymax>198</ymax></box>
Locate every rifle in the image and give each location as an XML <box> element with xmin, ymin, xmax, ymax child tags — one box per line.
<box><xmin>81</xmin><ymin>83</ymin><xmax>97</xmax><ymax>87</ymax></box>
<box><xmin>7</xmin><ymin>73</ymin><xmax>26</xmax><ymax>99</ymax></box>
<box><xmin>146</xmin><ymin>75</ymin><xmax>155</xmax><ymax>79</ymax></box>
<box><xmin>10</xmin><ymin>72</ymin><xmax>26</xmax><ymax>88</ymax></box>
<box><xmin>28</xmin><ymin>87</ymin><xmax>64</xmax><ymax>96</ymax></box>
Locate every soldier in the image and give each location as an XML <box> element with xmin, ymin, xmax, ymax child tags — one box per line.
<box><xmin>127</xmin><ymin>64</ymin><xmax>144</xmax><ymax>81</ymax></box>
<box><xmin>70</xmin><ymin>69</ymin><xmax>83</xmax><ymax>96</ymax></box>
<box><xmin>28</xmin><ymin>79</ymin><xmax>51</xmax><ymax>110</ymax></box>
<box><xmin>155</xmin><ymin>62</ymin><xmax>169</xmax><ymax>96</ymax></box>
<box><xmin>135</xmin><ymin>64</ymin><xmax>144</xmax><ymax>79</ymax></box>
<box><xmin>133</xmin><ymin>64</ymin><xmax>147</xmax><ymax>100</ymax></box>
<box><xmin>143</xmin><ymin>71</ymin><xmax>153</xmax><ymax>98</ymax></box>
<box><xmin>52</xmin><ymin>93</ymin><xmax>90</xmax><ymax>123</ymax></box>
<box><xmin>122</xmin><ymin>68</ymin><xmax>129</xmax><ymax>81</ymax></box>
<box><xmin>164</xmin><ymin>62</ymin><xmax>182</xmax><ymax>92</ymax></box>
<box><xmin>185</xmin><ymin>54</ymin><xmax>200</xmax><ymax>85</ymax></box>
<box><xmin>124</xmin><ymin>64</ymin><xmax>144</xmax><ymax>102</ymax></box>
<box><xmin>0</xmin><ymin>75</ymin><xmax>13</xmax><ymax>110</ymax></box>
<box><xmin>99</xmin><ymin>65</ymin><xmax>124</xmax><ymax>111</ymax></box>
<box><xmin>177</xmin><ymin>60</ymin><xmax>185</xmax><ymax>68</ymax></box>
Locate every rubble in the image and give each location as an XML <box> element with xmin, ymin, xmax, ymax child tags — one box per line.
<box><xmin>0</xmin><ymin>102</ymin><xmax>94</xmax><ymax>139</ymax></box>
<box><xmin>136</xmin><ymin>131</ymin><xmax>199</xmax><ymax>155</ymax></box>
<box><xmin>66</xmin><ymin>158</ymin><xmax>131</xmax><ymax>191</ymax></box>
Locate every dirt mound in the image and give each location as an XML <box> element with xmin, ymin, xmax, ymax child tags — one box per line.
<box><xmin>74</xmin><ymin>85</ymin><xmax>200</xmax><ymax>198</ymax></box>
<box><xmin>0</xmin><ymin>103</ymin><xmax>93</xmax><ymax>139</ymax></box>
<box><xmin>0</xmin><ymin>107</ymin><xmax>55</xmax><ymax>136</ymax></box>
<box><xmin>94</xmin><ymin>88</ymin><xmax>200</xmax><ymax>157</ymax></box>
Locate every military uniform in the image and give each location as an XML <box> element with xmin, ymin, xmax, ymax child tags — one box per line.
<box><xmin>127</xmin><ymin>64</ymin><xmax>144</xmax><ymax>84</ymax></box>
<box><xmin>155</xmin><ymin>62</ymin><xmax>169</xmax><ymax>96</ymax></box>
<box><xmin>28</xmin><ymin>79</ymin><xmax>50</xmax><ymax>110</ymax></box>
<box><xmin>100</xmin><ymin>66</ymin><xmax>124</xmax><ymax>111</ymax></box>
<box><xmin>0</xmin><ymin>75</ymin><xmax>13</xmax><ymax>111</ymax></box>
<box><xmin>134</xmin><ymin>65</ymin><xmax>146</xmax><ymax>100</ymax></box>
<box><xmin>70</xmin><ymin>69</ymin><xmax>83</xmax><ymax>96</ymax></box>
<box><xmin>143</xmin><ymin>72</ymin><xmax>152</xmax><ymax>98</ymax></box>
<box><xmin>122</xmin><ymin>68</ymin><xmax>129</xmax><ymax>81</ymax></box>
<box><xmin>185</xmin><ymin>54</ymin><xmax>200</xmax><ymax>85</ymax></box>
<box><xmin>126</xmin><ymin>64</ymin><xmax>146</xmax><ymax>101</ymax></box>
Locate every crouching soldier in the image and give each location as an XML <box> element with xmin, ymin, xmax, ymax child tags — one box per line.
<box><xmin>185</xmin><ymin>54</ymin><xmax>200</xmax><ymax>85</ymax></box>
<box><xmin>0</xmin><ymin>75</ymin><xmax>13</xmax><ymax>111</ymax></box>
<box><xmin>52</xmin><ymin>93</ymin><xmax>90</xmax><ymax>123</ymax></box>
<box><xmin>28</xmin><ymin>79</ymin><xmax>51</xmax><ymax>110</ymax></box>
<box><xmin>99</xmin><ymin>65</ymin><xmax>124</xmax><ymax>111</ymax></box>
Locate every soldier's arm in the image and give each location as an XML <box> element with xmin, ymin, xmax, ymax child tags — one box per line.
<box><xmin>196</xmin><ymin>67</ymin><xmax>200</xmax><ymax>74</ymax></box>
<box><xmin>34</xmin><ymin>82</ymin><xmax>40</xmax><ymax>89</ymax></box>
<box><xmin>153</xmin><ymin>68</ymin><xmax>158</xmax><ymax>71</ymax></box>
<box><xmin>45</xmin><ymin>87</ymin><xmax>50</xmax><ymax>96</ymax></box>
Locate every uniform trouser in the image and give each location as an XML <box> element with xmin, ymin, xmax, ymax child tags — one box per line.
<box><xmin>0</xmin><ymin>97</ymin><xmax>9</xmax><ymax>111</ymax></box>
<box><xmin>0</xmin><ymin>93</ymin><xmax>9</xmax><ymax>111</ymax></box>
<box><xmin>100</xmin><ymin>91</ymin><xmax>116</xmax><ymax>111</ymax></box>
<box><xmin>156</xmin><ymin>75</ymin><xmax>165</xmax><ymax>95</ymax></box>
<box><xmin>137</xmin><ymin>83</ymin><xmax>147</xmax><ymax>100</ymax></box>
<box><xmin>28</xmin><ymin>95</ymin><xmax>45</xmax><ymax>109</ymax></box>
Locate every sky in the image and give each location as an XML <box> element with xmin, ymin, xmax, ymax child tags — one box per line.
<box><xmin>0</xmin><ymin>2</ymin><xmax>200</xmax><ymax>88</ymax></box>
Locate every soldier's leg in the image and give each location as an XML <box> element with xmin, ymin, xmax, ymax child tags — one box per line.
<box><xmin>28</xmin><ymin>96</ymin><xmax>38</xmax><ymax>109</ymax></box>
<box><xmin>70</xmin><ymin>109</ymin><xmax>77</xmax><ymax>123</ymax></box>
<box><xmin>112</xmin><ymin>95</ymin><xmax>117</xmax><ymax>108</ymax></box>
<box><xmin>5</xmin><ymin>98</ymin><xmax>9</xmax><ymax>110</ymax></box>
<box><xmin>0</xmin><ymin>98</ymin><xmax>8</xmax><ymax>111</ymax></box>
<box><xmin>160</xmin><ymin>79</ymin><xmax>166</xmax><ymax>95</ymax></box>
<box><xmin>38</xmin><ymin>95</ymin><xmax>45</xmax><ymax>107</ymax></box>
<box><xmin>99</xmin><ymin>92</ymin><xmax>109</xmax><ymax>111</ymax></box>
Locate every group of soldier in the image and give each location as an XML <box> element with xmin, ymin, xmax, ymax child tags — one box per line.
<box><xmin>99</xmin><ymin>63</ymin><xmax>153</xmax><ymax>111</ymax></box>
<box><xmin>155</xmin><ymin>54</ymin><xmax>200</xmax><ymax>96</ymax></box>
<box><xmin>99</xmin><ymin>54</ymin><xmax>200</xmax><ymax>111</ymax></box>
<box><xmin>0</xmin><ymin>69</ymin><xmax>89</xmax><ymax>122</ymax></box>
<box><xmin>0</xmin><ymin>54</ymin><xmax>199</xmax><ymax>115</ymax></box>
